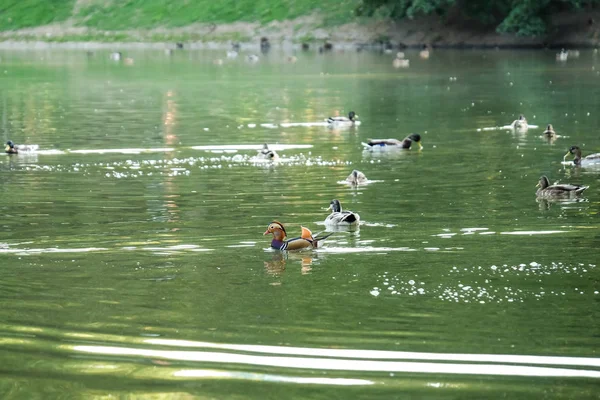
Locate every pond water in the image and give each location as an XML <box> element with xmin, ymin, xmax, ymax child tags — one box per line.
<box><xmin>0</xmin><ymin>47</ymin><xmax>599</xmax><ymax>399</ymax></box>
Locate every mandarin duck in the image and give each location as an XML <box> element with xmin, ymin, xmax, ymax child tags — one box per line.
<box><xmin>536</xmin><ymin>176</ymin><xmax>589</xmax><ymax>198</ymax></box>
<box><xmin>345</xmin><ymin>170</ymin><xmax>368</xmax><ymax>185</ymax></box>
<box><xmin>264</xmin><ymin>221</ymin><xmax>333</xmax><ymax>250</ymax></box>
<box><xmin>564</xmin><ymin>145</ymin><xmax>600</xmax><ymax>167</ymax></box>
<box><xmin>325</xmin><ymin>199</ymin><xmax>360</xmax><ymax>226</ymax></box>
<box><xmin>363</xmin><ymin>133</ymin><xmax>422</xmax><ymax>150</ymax></box>
<box><xmin>327</xmin><ymin>111</ymin><xmax>358</xmax><ymax>127</ymax></box>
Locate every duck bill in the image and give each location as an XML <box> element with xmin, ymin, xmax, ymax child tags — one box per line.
<box><xmin>263</xmin><ymin>229</ymin><xmax>271</xmax><ymax>235</ymax></box>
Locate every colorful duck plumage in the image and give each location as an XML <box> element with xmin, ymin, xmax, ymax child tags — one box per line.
<box><xmin>363</xmin><ymin>133</ymin><xmax>422</xmax><ymax>150</ymax></box>
<box><xmin>536</xmin><ymin>176</ymin><xmax>588</xmax><ymax>198</ymax></box>
<box><xmin>264</xmin><ymin>221</ymin><xmax>333</xmax><ymax>250</ymax></box>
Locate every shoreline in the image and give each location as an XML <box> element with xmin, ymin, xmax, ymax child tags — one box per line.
<box><xmin>0</xmin><ymin>10</ymin><xmax>598</xmax><ymax>51</ymax></box>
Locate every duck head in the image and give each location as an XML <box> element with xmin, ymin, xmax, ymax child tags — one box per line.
<box><xmin>264</xmin><ymin>221</ymin><xmax>286</xmax><ymax>240</ymax></box>
<box><xmin>5</xmin><ymin>140</ymin><xmax>15</xmax><ymax>152</ymax></box>
<box><xmin>536</xmin><ymin>176</ymin><xmax>550</xmax><ymax>189</ymax></box>
<box><xmin>565</xmin><ymin>146</ymin><xmax>582</xmax><ymax>164</ymax></box>
<box><xmin>408</xmin><ymin>133</ymin><xmax>423</xmax><ymax>150</ymax></box>
<box><xmin>328</xmin><ymin>199</ymin><xmax>343</xmax><ymax>213</ymax></box>
<box><xmin>348</xmin><ymin>111</ymin><xmax>357</xmax><ymax>121</ymax></box>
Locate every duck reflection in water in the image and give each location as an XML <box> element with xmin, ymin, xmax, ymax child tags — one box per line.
<box><xmin>264</xmin><ymin>252</ymin><xmax>314</xmax><ymax>275</ymax></box>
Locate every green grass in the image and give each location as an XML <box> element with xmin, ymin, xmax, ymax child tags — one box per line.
<box><xmin>0</xmin><ymin>0</ymin><xmax>75</xmax><ymax>30</ymax></box>
<box><xmin>76</xmin><ymin>0</ymin><xmax>360</xmax><ymax>30</ymax></box>
<box><xmin>0</xmin><ymin>0</ymin><xmax>361</xmax><ymax>38</ymax></box>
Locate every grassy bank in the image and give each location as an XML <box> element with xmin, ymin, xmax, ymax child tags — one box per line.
<box><xmin>0</xmin><ymin>0</ymin><xmax>360</xmax><ymax>32</ymax></box>
<box><xmin>0</xmin><ymin>0</ymin><xmax>75</xmax><ymax>30</ymax></box>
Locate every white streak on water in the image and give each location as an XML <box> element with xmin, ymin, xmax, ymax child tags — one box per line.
<box><xmin>190</xmin><ymin>144</ymin><xmax>313</xmax><ymax>151</ymax></box>
<box><xmin>144</xmin><ymin>341</ymin><xmax>600</xmax><ymax>368</ymax></box>
<box><xmin>70</xmin><ymin>148</ymin><xmax>175</xmax><ymax>154</ymax></box>
<box><xmin>174</xmin><ymin>369</ymin><xmax>374</xmax><ymax>386</ymax></box>
<box><xmin>500</xmin><ymin>230</ymin><xmax>567</xmax><ymax>235</ymax></box>
<box><xmin>72</xmin><ymin>345</ymin><xmax>600</xmax><ymax>378</ymax></box>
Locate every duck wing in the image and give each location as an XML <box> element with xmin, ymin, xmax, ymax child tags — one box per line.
<box><xmin>366</xmin><ymin>139</ymin><xmax>401</xmax><ymax>147</ymax></box>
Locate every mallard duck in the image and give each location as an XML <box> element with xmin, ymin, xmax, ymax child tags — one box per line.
<box><xmin>543</xmin><ymin>124</ymin><xmax>556</xmax><ymax>138</ymax></box>
<box><xmin>264</xmin><ymin>221</ymin><xmax>333</xmax><ymax>250</ymax></box>
<box><xmin>327</xmin><ymin>111</ymin><xmax>358</xmax><ymax>126</ymax></box>
<box><xmin>325</xmin><ymin>199</ymin><xmax>360</xmax><ymax>226</ymax></box>
<box><xmin>363</xmin><ymin>133</ymin><xmax>423</xmax><ymax>150</ymax></box>
<box><xmin>536</xmin><ymin>176</ymin><xmax>588</xmax><ymax>198</ymax></box>
<box><xmin>5</xmin><ymin>141</ymin><xmax>38</xmax><ymax>154</ymax></box>
<box><xmin>511</xmin><ymin>114</ymin><xmax>528</xmax><ymax>130</ymax></box>
<box><xmin>257</xmin><ymin>143</ymin><xmax>279</xmax><ymax>161</ymax></box>
<box><xmin>564</xmin><ymin>145</ymin><xmax>600</xmax><ymax>167</ymax></box>
<box><xmin>345</xmin><ymin>170</ymin><xmax>368</xmax><ymax>185</ymax></box>
<box><xmin>5</xmin><ymin>140</ymin><xmax>18</xmax><ymax>154</ymax></box>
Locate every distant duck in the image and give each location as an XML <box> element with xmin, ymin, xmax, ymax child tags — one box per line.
<box><xmin>246</xmin><ymin>54</ymin><xmax>259</xmax><ymax>63</ymax></box>
<box><xmin>164</xmin><ymin>49</ymin><xmax>174</xmax><ymax>56</ymax></box>
<box><xmin>510</xmin><ymin>114</ymin><xmax>528</xmax><ymax>130</ymax></box>
<box><xmin>393</xmin><ymin>56</ymin><xmax>409</xmax><ymax>68</ymax></box>
<box><xmin>536</xmin><ymin>175</ymin><xmax>589</xmax><ymax>198</ymax></box>
<box><xmin>327</xmin><ymin>111</ymin><xmax>358</xmax><ymax>126</ymax></box>
<box><xmin>226</xmin><ymin>50</ymin><xmax>238</xmax><ymax>59</ymax></box>
<box><xmin>325</xmin><ymin>199</ymin><xmax>360</xmax><ymax>226</ymax></box>
<box><xmin>543</xmin><ymin>124</ymin><xmax>556</xmax><ymax>138</ymax></box>
<box><xmin>260</xmin><ymin>37</ymin><xmax>271</xmax><ymax>53</ymax></box>
<box><xmin>419</xmin><ymin>44</ymin><xmax>431</xmax><ymax>59</ymax></box>
<box><xmin>258</xmin><ymin>143</ymin><xmax>279</xmax><ymax>161</ymax></box>
<box><xmin>363</xmin><ymin>133</ymin><xmax>423</xmax><ymax>150</ymax></box>
<box><xmin>124</xmin><ymin>57</ymin><xmax>134</xmax><ymax>66</ymax></box>
<box><xmin>213</xmin><ymin>58</ymin><xmax>224</xmax><ymax>65</ymax></box>
<box><xmin>5</xmin><ymin>140</ymin><xmax>38</xmax><ymax>154</ymax></box>
<box><xmin>556</xmin><ymin>49</ymin><xmax>568</xmax><ymax>62</ymax></box>
<box><xmin>564</xmin><ymin>145</ymin><xmax>600</xmax><ymax>167</ymax></box>
<box><xmin>345</xmin><ymin>170</ymin><xmax>368</xmax><ymax>185</ymax></box>
<box><xmin>264</xmin><ymin>221</ymin><xmax>333</xmax><ymax>251</ymax></box>
<box><xmin>286</xmin><ymin>55</ymin><xmax>297</xmax><ymax>63</ymax></box>
<box><xmin>301</xmin><ymin>43</ymin><xmax>310</xmax><ymax>51</ymax></box>
<box><xmin>109</xmin><ymin>52</ymin><xmax>122</xmax><ymax>61</ymax></box>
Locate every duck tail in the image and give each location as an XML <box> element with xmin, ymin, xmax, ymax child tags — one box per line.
<box><xmin>312</xmin><ymin>231</ymin><xmax>334</xmax><ymax>247</ymax></box>
<box><xmin>576</xmin><ymin>185</ymin><xmax>589</xmax><ymax>195</ymax></box>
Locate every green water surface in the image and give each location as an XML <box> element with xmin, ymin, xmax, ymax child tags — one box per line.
<box><xmin>0</xmin><ymin>48</ymin><xmax>599</xmax><ymax>399</ymax></box>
